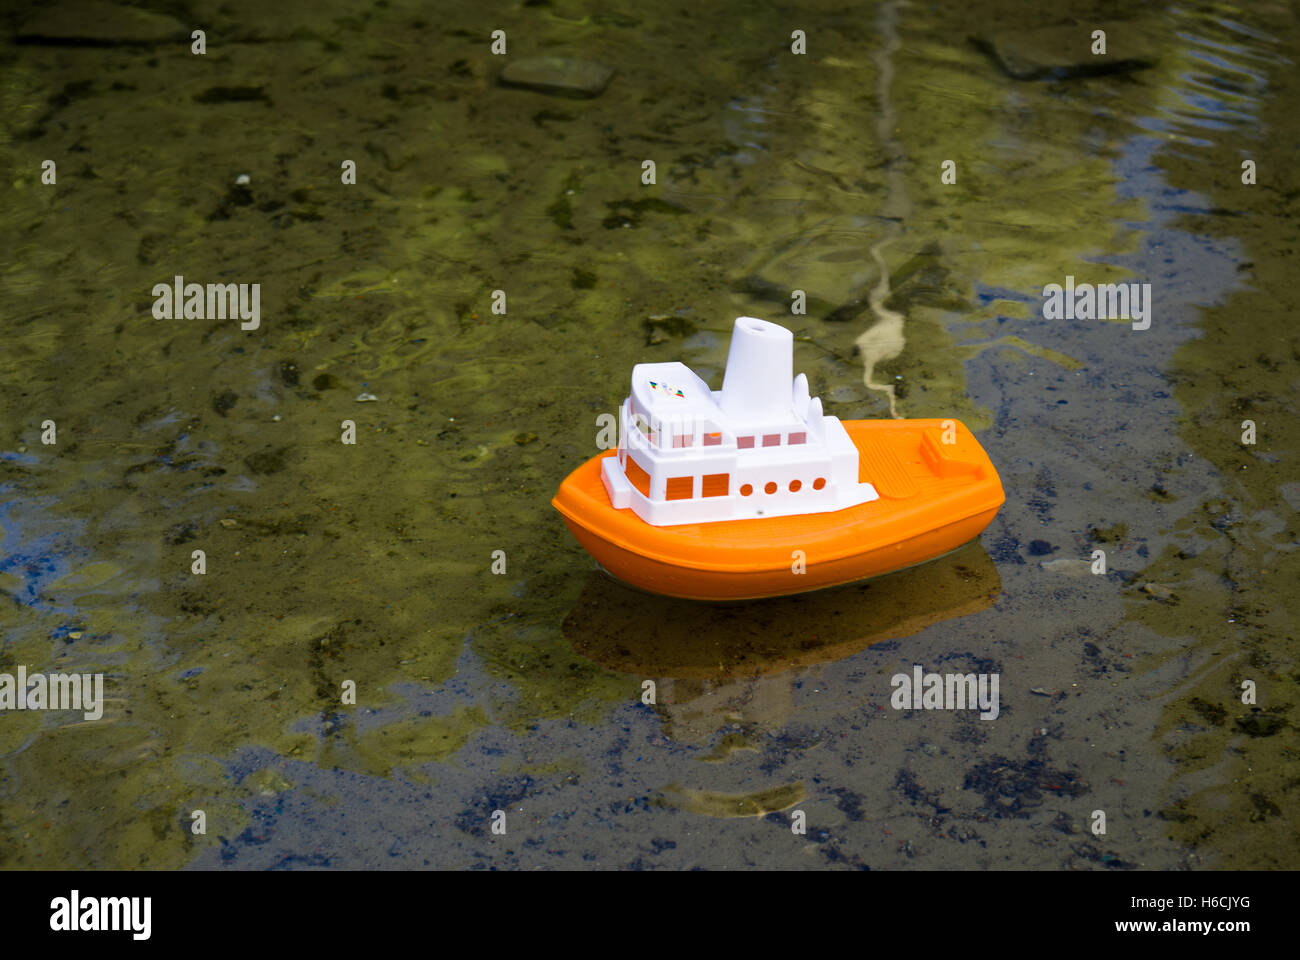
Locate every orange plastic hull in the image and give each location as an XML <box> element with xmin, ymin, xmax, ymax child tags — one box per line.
<box><xmin>552</xmin><ymin>418</ymin><xmax>1005</xmax><ymax>601</ymax></box>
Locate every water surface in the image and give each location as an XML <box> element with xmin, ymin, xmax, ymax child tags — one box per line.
<box><xmin>0</xmin><ymin>0</ymin><xmax>1296</xmax><ymax>869</ymax></box>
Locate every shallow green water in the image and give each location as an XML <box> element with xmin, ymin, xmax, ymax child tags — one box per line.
<box><xmin>0</xmin><ymin>0</ymin><xmax>1296</xmax><ymax>869</ymax></box>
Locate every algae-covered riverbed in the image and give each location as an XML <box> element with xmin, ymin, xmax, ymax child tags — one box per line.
<box><xmin>0</xmin><ymin>0</ymin><xmax>1296</xmax><ymax>870</ymax></box>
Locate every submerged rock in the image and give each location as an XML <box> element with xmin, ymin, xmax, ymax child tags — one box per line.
<box><xmin>1040</xmin><ymin>557</ymin><xmax>1093</xmax><ymax>577</ymax></box>
<box><xmin>1140</xmin><ymin>582</ymin><xmax>1177</xmax><ymax>601</ymax></box>
<box><xmin>17</xmin><ymin>1</ymin><xmax>187</xmax><ymax>44</ymax></box>
<box><xmin>974</xmin><ymin>21</ymin><xmax>1157</xmax><ymax>81</ymax></box>
<box><xmin>498</xmin><ymin>57</ymin><xmax>615</xmax><ymax>98</ymax></box>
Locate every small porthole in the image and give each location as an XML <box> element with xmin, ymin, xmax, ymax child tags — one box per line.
<box><xmin>764</xmin><ymin>481</ymin><xmax>777</xmax><ymax>494</ymax></box>
<box><xmin>740</xmin><ymin>483</ymin><xmax>753</xmax><ymax>496</ymax></box>
<box><xmin>813</xmin><ymin>477</ymin><xmax>826</xmax><ymax>490</ymax></box>
<box><xmin>789</xmin><ymin>480</ymin><xmax>802</xmax><ymax>492</ymax></box>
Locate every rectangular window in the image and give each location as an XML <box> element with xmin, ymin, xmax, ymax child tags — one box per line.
<box><xmin>625</xmin><ymin>453</ymin><xmax>651</xmax><ymax>497</ymax></box>
<box><xmin>788</xmin><ymin>432</ymin><xmax>806</xmax><ymax>445</ymax></box>
<box><xmin>701</xmin><ymin>473</ymin><xmax>729</xmax><ymax>497</ymax></box>
<box><xmin>762</xmin><ymin>433</ymin><xmax>781</xmax><ymax>447</ymax></box>
<box><xmin>737</xmin><ymin>436</ymin><xmax>754</xmax><ymax>449</ymax></box>
<box><xmin>666</xmin><ymin>476</ymin><xmax>693</xmax><ymax>500</ymax></box>
<box><xmin>673</xmin><ymin>434</ymin><xmax>694</xmax><ymax>448</ymax></box>
<box><xmin>702</xmin><ymin>432</ymin><xmax>722</xmax><ymax>446</ymax></box>
<box><xmin>633</xmin><ymin>410</ymin><xmax>658</xmax><ymax>446</ymax></box>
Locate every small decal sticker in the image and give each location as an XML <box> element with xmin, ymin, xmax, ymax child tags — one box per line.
<box><xmin>649</xmin><ymin>380</ymin><xmax>685</xmax><ymax>398</ymax></box>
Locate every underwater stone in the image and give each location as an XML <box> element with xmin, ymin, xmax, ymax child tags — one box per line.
<box><xmin>973</xmin><ymin>21</ymin><xmax>1157</xmax><ymax>81</ymax></box>
<box><xmin>18</xmin><ymin>1</ymin><xmax>187</xmax><ymax>44</ymax></box>
<box><xmin>499</xmin><ymin>57</ymin><xmax>615</xmax><ymax>98</ymax></box>
<box><xmin>244</xmin><ymin>448</ymin><xmax>289</xmax><ymax>475</ymax></box>
<box><xmin>1039</xmin><ymin>558</ymin><xmax>1093</xmax><ymax>577</ymax></box>
<box><xmin>1235</xmin><ymin>713</ymin><xmax>1285</xmax><ymax>738</ymax></box>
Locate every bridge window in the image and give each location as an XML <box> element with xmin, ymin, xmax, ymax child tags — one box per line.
<box><xmin>737</xmin><ymin>436</ymin><xmax>754</xmax><ymax>449</ymax></box>
<box><xmin>762</xmin><ymin>434</ymin><xmax>780</xmax><ymax>447</ymax></box>
<box><xmin>673</xmin><ymin>434</ymin><xmax>694</xmax><ymax>448</ymax></box>
<box><xmin>702</xmin><ymin>432</ymin><xmax>722</xmax><ymax>447</ymax></box>
<box><xmin>788</xmin><ymin>432</ymin><xmax>806</xmax><ymax>445</ymax></box>
<box><xmin>626</xmin><ymin>454</ymin><xmax>651</xmax><ymax>496</ymax></box>
<box><xmin>702</xmin><ymin>473</ymin><xmax>729</xmax><ymax>497</ymax></box>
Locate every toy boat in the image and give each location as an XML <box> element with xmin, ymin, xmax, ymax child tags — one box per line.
<box><xmin>552</xmin><ymin>317</ymin><xmax>1005</xmax><ymax>601</ymax></box>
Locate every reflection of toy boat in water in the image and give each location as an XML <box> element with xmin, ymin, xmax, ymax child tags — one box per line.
<box><xmin>552</xmin><ymin>317</ymin><xmax>1005</xmax><ymax>601</ymax></box>
<box><xmin>565</xmin><ymin>539</ymin><xmax>1001</xmax><ymax>680</ymax></box>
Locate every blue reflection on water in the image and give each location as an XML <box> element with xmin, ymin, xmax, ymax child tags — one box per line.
<box><xmin>0</xmin><ymin>484</ymin><xmax>85</xmax><ymax>627</ymax></box>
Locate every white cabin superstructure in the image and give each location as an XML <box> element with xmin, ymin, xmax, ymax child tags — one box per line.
<box><xmin>601</xmin><ymin>316</ymin><xmax>879</xmax><ymax>526</ymax></box>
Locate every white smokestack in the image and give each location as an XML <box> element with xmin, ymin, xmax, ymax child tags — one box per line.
<box><xmin>719</xmin><ymin>316</ymin><xmax>794</xmax><ymax>421</ymax></box>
